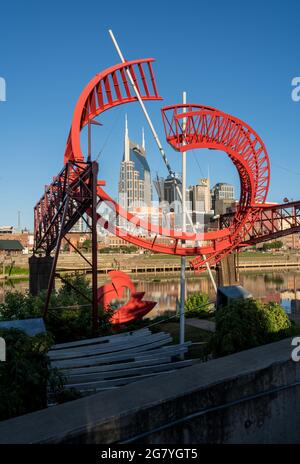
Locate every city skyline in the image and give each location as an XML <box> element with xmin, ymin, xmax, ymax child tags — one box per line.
<box><xmin>116</xmin><ymin>118</ymin><xmax>237</xmax><ymax>236</ymax></box>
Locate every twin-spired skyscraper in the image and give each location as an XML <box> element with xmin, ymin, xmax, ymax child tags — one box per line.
<box><xmin>118</xmin><ymin>116</ymin><xmax>152</xmax><ymax>211</ymax></box>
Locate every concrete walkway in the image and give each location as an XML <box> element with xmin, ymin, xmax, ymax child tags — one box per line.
<box><xmin>186</xmin><ymin>318</ymin><xmax>216</xmax><ymax>332</ymax></box>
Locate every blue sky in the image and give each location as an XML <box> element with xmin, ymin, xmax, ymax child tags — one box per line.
<box><xmin>1</xmin><ymin>0</ymin><xmax>300</xmax><ymax>229</ymax></box>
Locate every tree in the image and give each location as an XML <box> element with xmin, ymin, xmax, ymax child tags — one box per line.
<box><xmin>81</xmin><ymin>239</ymin><xmax>92</xmax><ymax>252</ymax></box>
<box><xmin>0</xmin><ymin>328</ymin><xmax>60</xmax><ymax>421</ymax></box>
<box><xmin>62</xmin><ymin>242</ymin><xmax>69</xmax><ymax>252</ymax></box>
<box><xmin>0</xmin><ymin>274</ymin><xmax>112</xmax><ymax>343</ymax></box>
<box><xmin>184</xmin><ymin>292</ymin><xmax>213</xmax><ymax>317</ymax></box>
<box><xmin>262</xmin><ymin>240</ymin><xmax>283</xmax><ymax>251</ymax></box>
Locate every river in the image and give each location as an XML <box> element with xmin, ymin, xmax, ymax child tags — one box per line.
<box><xmin>1</xmin><ymin>270</ymin><xmax>300</xmax><ymax>320</ymax></box>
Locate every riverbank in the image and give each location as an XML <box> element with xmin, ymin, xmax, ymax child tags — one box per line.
<box><xmin>2</xmin><ymin>267</ymin><xmax>300</xmax><ymax>319</ymax></box>
<box><xmin>4</xmin><ymin>251</ymin><xmax>300</xmax><ymax>278</ymax></box>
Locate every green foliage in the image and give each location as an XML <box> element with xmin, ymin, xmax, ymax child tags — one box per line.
<box><xmin>264</xmin><ymin>301</ymin><xmax>291</xmax><ymax>334</ymax></box>
<box><xmin>209</xmin><ymin>298</ymin><xmax>291</xmax><ymax>357</ymax></box>
<box><xmin>47</xmin><ymin>304</ymin><xmax>94</xmax><ymax>343</ymax></box>
<box><xmin>262</xmin><ymin>240</ymin><xmax>283</xmax><ymax>251</ymax></box>
<box><xmin>0</xmin><ymin>274</ymin><xmax>112</xmax><ymax>343</ymax></box>
<box><xmin>99</xmin><ymin>245</ymin><xmax>138</xmax><ymax>254</ymax></box>
<box><xmin>81</xmin><ymin>239</ymin><xmax>92</xmax><ymax>252</ymax></box>
<box><xmin>98</xmin><ymin>247</ymin><xmax>112</xmax><ymax>253</ymax></box>
<box><xmin>55</xmin><ymin>274</ymin><xmax>92</xmax><ymax>306</ymax></box>
<box><xmin>0</xmin><ymin>328</ymin><xmax>62</xmax><ymax>421</ymax></box>
<box><xmin>62</xmin><ymin>243</ymin><xmax>69</xmax><ymax>252</ymax></box>
<box><xmin>119</xmin><ymin>245</ymin><xmax>138</xmax><ymax>253</ymax></box>
<box><xmin>0</xmin><ymin>274</ymin><xmax>115</xmax><ymax>420</ymax></box>
<box><xmin>184</xmin><ymin>292</ymin><xmax>213</xmax><ymax>317</ymax></box>
<box><xmin>54</xmin><ymin>388</ymin><xmax>83</xmax><ymax>404</ymax></box>
<box><xmin>0</xmin><ymin>291</ymin><xmax>43</xmax><ymax>320</ymax></box>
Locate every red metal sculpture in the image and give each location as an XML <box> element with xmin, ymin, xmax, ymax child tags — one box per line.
<box><xmin>34</xmin><ymin>53</ymin><xmax>297</xmax><ymax>327</ymax></box>
<box><xmin>97</xmin><ymin>271</ymin><xmax>156</xmax><ymax>325</ymax></box>
<box><xmin>60</xmin><ymin>58</ymin><xmax>271</xmax><ymax>271</ymax></box>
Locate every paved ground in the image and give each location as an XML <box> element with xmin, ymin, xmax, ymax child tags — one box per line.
<box><xmin>185</xmin><ymin>318</ymin><xmax>216</xmax><ymax>332</ymax></box>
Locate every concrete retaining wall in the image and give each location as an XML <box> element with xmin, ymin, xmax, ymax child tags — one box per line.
<box><xmin>0</xmin><ymin>337</ymin><xmax>299</xmax><ymax>444</ymax></box>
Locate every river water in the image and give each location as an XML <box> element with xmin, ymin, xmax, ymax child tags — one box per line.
<box><xmin>1</xmin><ymin>270</ymin><xmax>300</xmax><ymax>319</ymax></box>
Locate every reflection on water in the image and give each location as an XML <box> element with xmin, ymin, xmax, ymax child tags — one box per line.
<box><xmin>0</xmin><ymin>279</ymin><xmax>29</xmax><ymax>303</ymax></box>
<box><xmin>2</xmin><ymin>270</ymin><xmax>300</xmax><ymax>319</ymax></box>
<box><xmin>135</xmin><ymin>271</ymin><xmax>300</xmax><ymax>318</ymax></box>
<box><xmin>136</xmin><ymin>277</ymin><xmax>215</xmax><ymax>318</ymax></box>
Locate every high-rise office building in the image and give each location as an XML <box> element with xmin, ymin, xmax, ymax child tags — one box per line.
<box><xmin>211</xmin><ymin>182</ymin><xmax>235</xmax><ymax>201</ymax></box>
<box><xmin>118</xmin><ymin>116</ymin><xmax>152</xmax><ymax>211</ymax></box>
<box><xmin>185</xmin><ymin>178</ymin><xmax>213</xmax><ymax>229</ymax></box>
<box><xmin>211</xmin><ymin>182</ymin><xmax>235</xmax><ymax>215</ymax></box>
<box><xmin>189</xmin><ymin>178</ymin><xmax>211</xmax><ymax>214</ymax></box>
<box><xmin>153</xmin><ymin>173</ymin><xmax>182</xmax><ymax>206</ymax></box>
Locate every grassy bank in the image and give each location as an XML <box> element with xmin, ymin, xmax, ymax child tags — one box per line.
<box><xmin>0</xmin><ymin>266</ymin><xmax>29</xmax><ymax>279</ymax></box>
<box><xmin>151</xmin><ymin>321</ymin><xmax>211</xmax><ymax>360</ymax></box>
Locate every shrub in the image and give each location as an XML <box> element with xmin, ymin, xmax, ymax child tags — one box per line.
<box><xmin>54</xmin><ymin>388</ymin><xmax>83</xmax><ymax>404</ymax></box>
<box><xmin>184</xmin><ymin>292</ymin><xmax>213</xmax><ymax>317</ymax></box>
<box><xmin>209</xmin><ymin>298</ymin><xmax>291</xmax><ymax>357</ymax></box>
<box><xmin>0</xmin><ymin>328</ymin><xmax>63</xmax><ymax>421</ymax></box>
<box><xmin>81</xmin><ymin>239</ymin><xmax>92</xmax><ymax>252</ymax></box>
<box><xmin>262</xmin><ymin>240</ymin><xmax>283</xmax><ymax>251</ymax></box>
<box><xmin>0</xmin><ymin>291</ymin><xmax>42</xmax><ymax>321</ymax></box>
<box><xmin>98</xmin><ymin>245</ymin><xmax>138</xmax><ymax>254</ymax></box>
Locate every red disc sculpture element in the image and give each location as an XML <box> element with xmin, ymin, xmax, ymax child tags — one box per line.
<box><xmin>62</xmin><ymin>57</ymin><xmax>270</xmax><ymax>272</ymax></box>
<box><xmin>97</xmin><ymin>271</ymin><xmax>156</xmax><ymax>324</ymax></box>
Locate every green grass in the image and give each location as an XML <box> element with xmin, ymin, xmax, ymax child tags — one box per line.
<box><xmin>4</xmin><ymin>266</ymin><xmax>29</xmax><ymax>276</ymax></box>
<box><xmin>239</xmin><ymin>251</ymin><xmax>290</xmax><ymax>260</ymax></box>
<box><xmin>2</xmin><ymin>277</ymin><xmax>29</xmax><ymax>284</ymax></box>
<box><xmin>145</xmin><ymin>254</ymin><xmax>183</xmax><ymax>260</ymax></box>
<box><xmin>151</xmin><ymin>321</ymin><xmax>212</xmax><ymax>360</ymax></box>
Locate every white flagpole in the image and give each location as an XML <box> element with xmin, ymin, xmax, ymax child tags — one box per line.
<box><xmin>180</xmin><ymin>91</ymin><xmax>187</xmax><ymax>350</ymax></box>
<box><xmin>108</xmin><ymin>29</ymin><xmax>217</xmax><ymax>293</ymax></box>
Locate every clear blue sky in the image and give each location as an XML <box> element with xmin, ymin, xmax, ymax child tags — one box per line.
<box><xmin>1</xmin><ymin>0</ymin><xmax>300</xmax><ymax>230</ymax></box>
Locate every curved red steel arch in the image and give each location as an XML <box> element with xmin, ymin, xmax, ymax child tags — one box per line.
<box><xmin>64</xmin><ymin>59</ymin><xmax>270</xmax><ymax>271</ymax></box>
<box><xmin>161</xmin><ymin>104</ymin><xmax>270</xmax><ymax>270</ymax></box>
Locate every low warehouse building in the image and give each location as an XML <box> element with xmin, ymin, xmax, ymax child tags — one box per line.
<box><xmin>0</xmin><ymin>240</ymin><xmax>24</xmax><ymax>256</ymax></box>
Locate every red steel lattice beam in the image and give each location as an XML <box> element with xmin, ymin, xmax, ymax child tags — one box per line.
<box><xmin>161</xmin><ymin>104</ymin><xmax>270</xmax><ymax>271</ymax></box>
<box><xmin>220</xmin><ymin>201</ymin><xmax>300</xmax><ymax>246</ymax></box>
